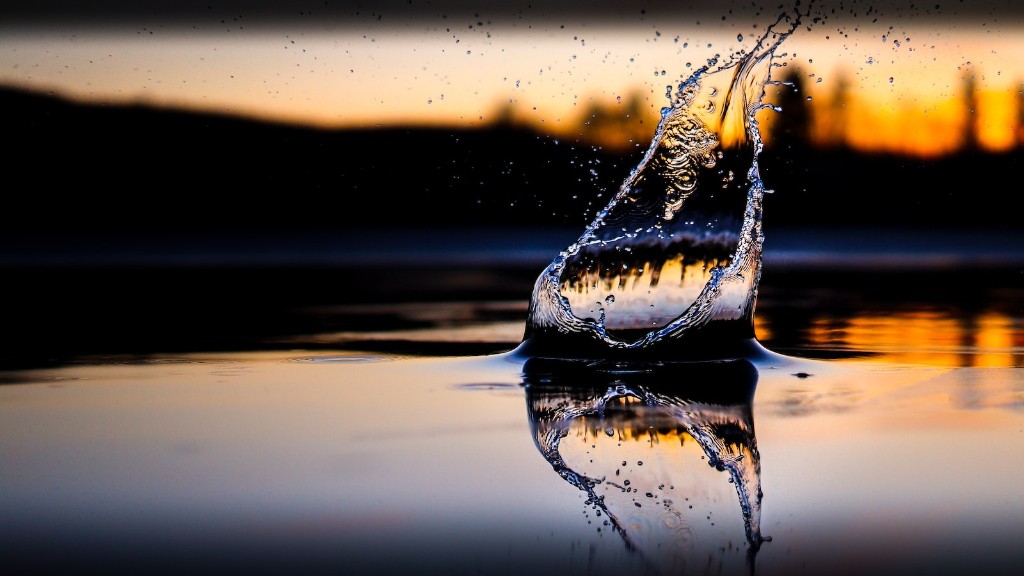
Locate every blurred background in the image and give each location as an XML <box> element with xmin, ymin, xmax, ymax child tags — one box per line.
<box><xmin>1</xmin><ymin>1</ymin><xmax>1021</xmax><ymax>367</ymax></box>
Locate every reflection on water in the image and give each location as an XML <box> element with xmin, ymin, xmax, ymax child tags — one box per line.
<box><xmin>1</xmin><ymin>344</ymin><xmax>1023</xmax><ymax>574</ymax></box>
<box><xmin>759</xmin><ymin>305</ymin><xmax>1024</xmax><ymax>367</ymax></box>
<box><xmin>238</xmin><ymin>279</ymin><xmax>1024</xmax><ymax>369</ymax></box>
<box><xmin>522</xmin><ymin>357</ymin><xmax>765</xmax><ymax>572</ymax></box>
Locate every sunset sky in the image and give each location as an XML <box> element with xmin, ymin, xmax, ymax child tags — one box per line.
<box><xmin>2</xmin><ymin>1</ymin><xmax>1022</xmax><ymax>156</ymax></box>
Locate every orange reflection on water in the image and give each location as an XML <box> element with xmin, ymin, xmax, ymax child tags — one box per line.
<box><xmin>753</xmin><ymin>315</ymin><xmax>773</xmax><ymax>344</ymax></box>
<box><xmin>576</xmin><ymin>414</ymin><xmax>691</xmax><ymax>446</ymax></box>
<box><xmin>800</xmin><ymin>309</ymin><xmax>1022</xmax><ymax>367</ymax></box>
<box><xmin>974</xmin><ymin>312</ymin><xmax>1021</xmax><ymax>368</ymax></box>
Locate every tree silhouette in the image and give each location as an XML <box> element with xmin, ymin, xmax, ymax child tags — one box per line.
<box><xmin>822</xmin><ymin>70</ymin><xmax>850</xmax><ymax>149</ymax></box>
<box><xmin>960</xmin><ymin>68</ymin><xmax>981</xmax><ymax>152</ymax></box>
<box><xmin>576</xmin><ymin>90</ymin><xmax>652</xmax><ymax>152</ymax></box>
<box><xmin>768</xmin><ymin>66</ymin><xmax>813</xmax><ymax>153</ymax></box>
<box><xmin>1016</xmin><ymin>80</ymin><xmax>1024</xmax><ymax>148</ymax></box>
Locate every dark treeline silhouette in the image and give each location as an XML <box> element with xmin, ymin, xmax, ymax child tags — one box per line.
<box><xmin>1</xmin><ymin>86</ymin><xmax>638</xmax><ymax>235</ymax></box>
<box><xmin>2</xmin><ymin>84</ymin><xmax>1022</xmax><ymax>239</ymax></box>
<box><xmin>758</xmin><ymin>67</ymin><xmax>1023</xmax><ymax>234</ymax></box>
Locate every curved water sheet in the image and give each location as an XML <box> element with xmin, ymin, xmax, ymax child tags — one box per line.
<box><xmin>521</xmin><ymin>14</ymin><xmax>801</xmax><ymax>360</ymax></box>
<box><xmin>522</xmin><ymin>357</ymin><xmax>765</xmax><ymax>573</ymax></box>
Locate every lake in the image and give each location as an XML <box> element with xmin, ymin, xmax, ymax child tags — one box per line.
<box><xmin>1</xmin><ymin>227</ymin><xmax>1021</xmax><ymax>575</ymax></box>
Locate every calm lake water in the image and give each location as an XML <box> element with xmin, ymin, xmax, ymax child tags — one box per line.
<box><xmin>1</xmin><ymin>228</ymin><xmax>1022</xmax><ymax>575</ymax></box>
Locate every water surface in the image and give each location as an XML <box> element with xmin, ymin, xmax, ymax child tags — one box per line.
<box><xmin>2</xmin><ymin>287</ymin><xmax>1022</xmax><ymax>574</ymax></box>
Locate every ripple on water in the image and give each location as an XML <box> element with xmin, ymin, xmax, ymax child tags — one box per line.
<box><xmin>454</xmin><ymin>382</ymin><xmax>522</xmax><ymax>391</ymax></box>
<box><xmin>289</xmin><ymin>354</ymin><xmax>394</xmax><ymax>364</ymax></box>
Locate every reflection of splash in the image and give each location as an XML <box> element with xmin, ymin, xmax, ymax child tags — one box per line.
<box><xmin>520</xmin><ymin>12</ymin><xmax>802</xmax><ymax>360</ymax></box>
<box><xmin>521</xmin><ymin>358</ymin><xmax>766</xmax><ymax>570</ymax></box>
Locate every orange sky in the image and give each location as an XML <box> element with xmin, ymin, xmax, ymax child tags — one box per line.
<box><xmin>1</xmin><ymin>12</ymin><xmax>1021</xmax><ymax>157</ymax></box>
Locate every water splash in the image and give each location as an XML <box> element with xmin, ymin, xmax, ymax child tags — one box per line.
<box><xmin>522</xmin><ymin>358</ymin><xmax>766</xmax><ymax>569</ymax></box>
<box><xmin>519</xmin><ymin>13</ymin><xmax>802</xmax><ymax>360</ymax></box>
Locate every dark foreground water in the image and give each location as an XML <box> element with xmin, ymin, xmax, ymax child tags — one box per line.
<box><xmin>1</xmin><ymin>228</ymin><xmax>1022</xmax><ymax>575</ymax></box>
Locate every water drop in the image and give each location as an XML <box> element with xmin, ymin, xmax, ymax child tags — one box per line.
<box><xmin>737</xmin><ymin>34</ymin><xmax>744</xmax><ymax>42</ymax></box>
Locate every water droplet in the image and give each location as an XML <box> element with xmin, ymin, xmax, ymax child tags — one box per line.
<box><xmin>737</xmin><ymin>34</ymin><xmax>744</xmax><ymax>42</ymax></box>
<box><xmin>889</xmin><ymin>76</ymin><xmax>894</xmax><ymax>84</ymax></box>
